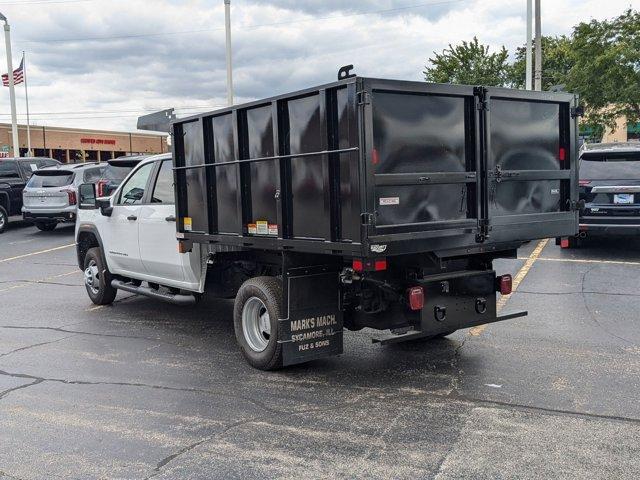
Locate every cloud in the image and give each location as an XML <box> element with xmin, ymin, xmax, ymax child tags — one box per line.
<box><xmin>0</xmin><ymin>0</ymin><xmax>633</xmax><ymax>132</ymax></box>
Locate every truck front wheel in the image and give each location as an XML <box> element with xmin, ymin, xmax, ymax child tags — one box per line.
<box><xmin>233</xmin><ymin>277</ymin><xmax>284</xmax><ymax>370</ymax></box>
<box><xmin>84</xmin><ymin>247</ymin><xmax>117</xmax><ymax>305</ymax></box>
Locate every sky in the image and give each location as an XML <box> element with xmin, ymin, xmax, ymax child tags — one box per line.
<box><xmin>0</xmin><ymin>0</ymin><xmax>636</xmax><ymax>133</ymax></box>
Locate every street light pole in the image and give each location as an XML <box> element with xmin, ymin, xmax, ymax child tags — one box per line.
<box><xmin>224</xmin><ymin>0</ymin><xmax>234</xmax><ymax>106</ymax></box>
<box><xmin>0</xmin><ymin>13</ymin><xmax>20</xmax><ymax>157</ymax></box>
<box><xmin>525</xmin><ymin>0</ymin><xmax>533</xmax><ymax>90</ymax></box>
<box><xmin>534</xmin><ymin>0</ymin><xmax>542</xmax><ymax>91</ymax></box>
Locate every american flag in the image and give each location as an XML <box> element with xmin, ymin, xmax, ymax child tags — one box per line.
<box><xmin>2</xmin><ymin>57</ymin><xmax>24</xmax><ymax>87</ymax></box>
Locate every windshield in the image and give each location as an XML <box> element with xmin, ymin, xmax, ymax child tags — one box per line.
<box><xmin>27</xmin><ymin>172</ymin><xmax>74</xmax><ymax>188</ymax></box>
<box><xmin>103</xmin><ymin>165</ymin><xmax>133</xmax><ymax>183</ymax></box>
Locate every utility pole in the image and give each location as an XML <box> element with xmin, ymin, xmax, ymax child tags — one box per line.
<box><xmin>224</xmin><ymin>0</ymin><xmax>234</xmax><ymax>106</ymax></box>
<box><xmin>534</xmin><ymin>0</ymin><xmax>542</xmax><ymax>91</ymax></box>
<box><xmin>0</xmin><ymin>12</ymin><xmax>19</xmax><ymax>157</ymax></box>
<box><xmin>525</xmin><ymin>0</ymin><xmax>533</xmax><ymax>90</ymax></box>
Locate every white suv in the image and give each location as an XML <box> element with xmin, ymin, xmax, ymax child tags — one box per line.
<box><xmin>75</xmin><ymin>154</ymin><xmax>203</xmax><ymax>305</ymax></box>
<box><xmin>23</xmin><ymin>162</ymin><xmax>104</xmax><ymax>231</ymax></box>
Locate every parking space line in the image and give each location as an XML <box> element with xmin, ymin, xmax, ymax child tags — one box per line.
<box><xmin>521</xmin><ymin>257</ymin><xmax>640</xmax><ymax>267</ymax></box>
<box><xmin>469</xmin><ymin>239</ymin><xmax>548</xmax><ymax>336</ymax></box>
<box><xmin>0</xmin><ymin>243</ymin><xmax>76</xmax><ymax>264</ymax></box>
<box><xmin>0</xmin><ymin>270</ymin><xmax>79</xmax><ymax>294</ymax></box>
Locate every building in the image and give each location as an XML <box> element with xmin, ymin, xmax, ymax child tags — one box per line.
<box><xmin>0</xmin><ymin>123</ymin><xmax>168</xmax><ymax>162</ymax></box>
<box><xmin>601</xmin><ymin>116</ymin><xmax>640</xmax><ymax>143</ymax></box>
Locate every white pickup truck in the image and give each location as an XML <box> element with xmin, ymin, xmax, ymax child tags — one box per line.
<box><xmin>76</xmin><ymin>154</ymin><xmax>205</xmax><ymax>306</ymax></box>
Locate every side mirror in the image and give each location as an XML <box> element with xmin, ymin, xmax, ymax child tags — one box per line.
<box><xmin>96</xmin><ymin>197</ymin><xmax>113</xmax><ymax>217</ymax></box>
<box><xmin>78</xmin><ymin>183</ymin><xmax>97</xmax><ymax>210</ymax></box>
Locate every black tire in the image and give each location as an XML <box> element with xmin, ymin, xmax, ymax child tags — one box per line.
<box><xmin>233</xmin><ymin>276</ymin><xmax>284</xmax><ymax>371</ymax></box>
<box><xmin>0</xmin><ymin>205</ymin><xmax>7</xmax><ymax>234</ymax></box>
<box><xmin>83</xmin><ymin>247</ymin><xmax>117</xmax><ymax>305</ymax></box>
<box><xmin>35</xmin><ymin>222</ymin><xmax>57</xmax><ymax>232</ymax></box>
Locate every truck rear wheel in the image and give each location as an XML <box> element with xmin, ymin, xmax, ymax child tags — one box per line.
<box><xmin>234</xmin><ymin>277</ymin><xmax>284</xmax><ymax>371</ymax></box>
<box><xmin>84</xmin><ymin>247</ymin><xmax>117</xmax><ymax>305</ymax></box>
<box><xmin>0</xmin><ymin>206</ymin><xmax>7</xmax><ymax>234</ymax></box>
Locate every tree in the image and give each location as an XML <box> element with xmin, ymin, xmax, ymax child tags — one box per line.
<box><xmin>509</xmin><ymin>35</ymin><xmax>574</xmax><ymax>91</ymax></box>
<box><xmin>565</xmin><ymin>9</ymin><xmax>640</xmax><ymax>131</ymax></box>
<box><xmin>423</xmin><ymin>37</ymin><xmax>511</xmax><ymax>87</ymax></box>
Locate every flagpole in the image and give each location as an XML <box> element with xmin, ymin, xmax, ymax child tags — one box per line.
<box><xmin>0</xmin><ymin>13</ymin><xmax>19</xmax><ymax>157</ymax></box>
<box><xmin>22</xmin><ymin>52</ymin><xmax>31</xmax><ymax>156</ymax></box>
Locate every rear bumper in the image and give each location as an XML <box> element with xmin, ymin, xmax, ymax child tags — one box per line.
<box><xmin>22</xmin><ymin>211</ymin><xmax>76</xmax><ymax>223</ymax></box>
<box><xmin>579</xmin><ymin>215</ymin><xmax>640</xmax><ymax>236</ymax></box>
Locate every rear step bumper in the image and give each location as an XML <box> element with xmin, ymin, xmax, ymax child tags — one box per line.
<box><xmin>111</xmin><ymin>279</ymin><xmax>196</xmax><ymax>305</ymax></box>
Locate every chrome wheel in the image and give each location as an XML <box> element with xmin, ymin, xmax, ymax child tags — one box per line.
<box><xmin>241</xmin><ymin>296</ymin><xmax>271</xmax><ymax>352</ymax></box>
<box><xmin>0</xmin><ymin>213</ymin><xmax>5</xmax><ymax>230</ymax></box>
<box><xmin>84</xmin><ymin>259</ymin><xmax>100</xmax><ymax>295</ymax></box>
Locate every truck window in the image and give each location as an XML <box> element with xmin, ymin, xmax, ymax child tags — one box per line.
<box><xmin>83</xmin><ymin>166</ymin><xmax>105</xmax><ymax>183</ymax></box>
<box><xmin>117</xmin><ymin>163</ymin><xmax>154</xmax><ymax>205</ymax></box>
<box><xmin>150</xmin><ymin>160</ymin><xmax>174</xmax><ymax>204</ymax></box>
<box><xmin>0</xmin><ymin>162</ymin><xmax>19</xmax><ymax>179</ymax></box>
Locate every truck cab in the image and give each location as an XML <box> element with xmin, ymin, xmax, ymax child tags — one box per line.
<box><xmin>76</xmin><ymin>154</ymin><xmax>204</xmax><ymax>304</ymax></box>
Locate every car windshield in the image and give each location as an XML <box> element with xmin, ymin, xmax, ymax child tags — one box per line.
<box><xmin>27</xmin><ymin>172</ymin><xmax>74</xmax><ymax>188</ymax></box>
<box><xmin>103</xmin><ymin>165</ymin><xmax>133</xmax><ymax>182</ymax></box>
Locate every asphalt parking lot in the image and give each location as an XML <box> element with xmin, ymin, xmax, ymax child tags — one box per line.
<box><xmin>1</xmin><ymin>218</ymin><xmax>639</xmax><ymax>480</ymax></box>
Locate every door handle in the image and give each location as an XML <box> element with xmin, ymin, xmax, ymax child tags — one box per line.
<box><xmin>127</xmin><ymin>215</ymin><xmax>137</xmax><ymax>221</ymax></box>
<box><xmin>165</xmin><ymin>215</ymin><xmax>176</xmax><ymax>222</ymax></box>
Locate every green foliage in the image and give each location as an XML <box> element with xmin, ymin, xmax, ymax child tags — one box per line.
<box><xmin>509</xmin><ymin>36</ymin><xmax>574</xmax><ymax>91</ymax></box>
<box><xmin>565</xmin><ymin>9</ymin><xmax>640</xmax><ymax>130</ymax></box>
<box><xmin>423</xmin><ymin>37</ymin><xmax>511</xmax><ymax>87</ymax></box>
<box><xmin>424</xmin><ymin>9</ymin><xmax>640</xmax><ymax>134</ymax></box>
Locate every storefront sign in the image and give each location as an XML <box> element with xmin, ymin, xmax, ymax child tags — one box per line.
<box><xmin>80</xmin><ymin>138</ymin><xmax>116</xmax><ymax>146</ymax></box>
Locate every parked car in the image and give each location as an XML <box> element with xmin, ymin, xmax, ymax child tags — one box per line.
<box><xmin>96</xmin><ymin>155</ymin><xmax>147</xmax><ymax>197</ymax></box>
<box><xmin>567</xmin><ymin>142</ymin><xmax>640</xmax><ymax>247</ymax></box>
<box><xmin>0</xmin><ymin>157</ymin><xmax>61</xmax><ymax>233</ymax></box>
<box><xmin>22</xmin><ymin>162</ymin><xmax>105</xmax><ymax>231</ymax></box>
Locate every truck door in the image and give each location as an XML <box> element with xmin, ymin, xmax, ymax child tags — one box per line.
<box><xmin>103</xmin><ymin>162</ymin><xmax>155</xmax><ymax>275</ymax></box>
<box><xmin>481</xmin><ymin>88</ymin><xmax>577</xmax><ymax>242</ymax></box>
<box><xmin>138</xmin><ymin>159</ymin><xmax>186</xmax><ymax>283</ymax></box>
<box><xmin>367</xmin><ymin>82</ymin><xmax>479</xmax><ymax>246</ymax></box>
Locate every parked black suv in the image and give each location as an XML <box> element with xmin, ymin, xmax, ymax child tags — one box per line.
<box><xmin>0</xmin><ymin>157</ymin><xmax>61</xmax><ymax>233</ymax></box>
<box><xmin>577</xmin><ymin>142</ymin><xmax>640</xmax><ymax>242</ymax></box>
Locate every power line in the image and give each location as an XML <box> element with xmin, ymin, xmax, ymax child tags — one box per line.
<box><xmin>17</xmin><ymin>0</ymin><xmax>464</xmax><ymax>44</ymax></box>
<box><xmin>0</xmin><ymin>105</ymin><xmax>226</xmax><ymax>116</ymax></box>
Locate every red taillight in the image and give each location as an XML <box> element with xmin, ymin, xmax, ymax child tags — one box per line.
<box><xmin>371</xmin><ymin>148</ymin><xmax>380</xmax><ymax>165</ymax></box>
<box><xmin>579</xmin><ymin>180</ymin><xmax>591</xmax><ymax>187</ymax></box>
<box><xmin>62</xmin><ymin>189</ymin><xmax>77</xmax><ymax>205</ymax></box>
<box><xmin>374</xmin><ymin>259</ymin><xmax>387</xmax><ymax>271</ymax></box>
<box><xmin>407</xmin><ymin>286</ymin><xmax>424</xmax><ymax>311</ymax></box>
<box><xmin>559</xmin><ymin>147</ymin><xmax>566</xmax><ymax>162</ymax></box>
<box><xmin>97</xmin><ymin>180</ymin><xmax>107</xmax><ymax>197</ymax></box>
<box><xmin>352</xmin><ymin>258</ymin><xmax>387</xmax><ymax>272</ymax></box>
<box><xmin>498</xmin><ymin>274</ymin><xmax>512</xmax><ymax>295</ymax></box>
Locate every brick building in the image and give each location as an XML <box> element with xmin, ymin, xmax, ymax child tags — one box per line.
<box><xmin>0</xmin><ymin>123</ymin><xmax>168</xmax><ymax>162</ymax></box>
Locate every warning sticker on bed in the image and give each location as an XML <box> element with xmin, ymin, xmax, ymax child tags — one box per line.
<box><xmin>268</xmin><ymin>224</ymin><xmax>278</xmax><ymax>236</ymax></box>
<box><xmin>256</xmin><ymin>221</ymin><xmax>269</xmax><ymax>235</ymax></box>
<box><xmin>248</xmin><ymin>223</ymin><xmax>257</xmax><ymax>235</ymax></box>
<box><xmin>379</xmin><ymin>197</ymin><xmax>400</xmax><ymax>206</ymax></box>
<box><xmin>183</xmin><ymin>217</ymin><xmax>192</xmax><ymax>231</ymax></box>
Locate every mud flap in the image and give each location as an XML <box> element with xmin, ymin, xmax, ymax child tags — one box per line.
<box><xmin>278</xmin><ymin>266</ymin><xmax>343</xmax><ymax>367</ymax></box>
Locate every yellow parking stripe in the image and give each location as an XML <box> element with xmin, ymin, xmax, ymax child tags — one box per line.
<box><xmin>521</xmin><ymin>256</ymin><xmax>640</xmax><ymax>267</ymax></box>
<box><xmin>0</xmin><ymin>243</ymin><xmax>76</xmax><ymax>263</ymax></box>
<box><xmin>469</xmin><ymin>238</ymin><xmax>548</xmax><ymax>336</ymax></box>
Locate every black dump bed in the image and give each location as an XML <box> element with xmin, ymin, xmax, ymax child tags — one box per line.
<box><xmin>172</xmin><ymin>76</ymin><xmax>579</xmax><ymax>259</ymax></box>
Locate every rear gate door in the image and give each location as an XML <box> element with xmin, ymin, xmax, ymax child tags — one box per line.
<box><xmin>366</xmin><ymin>81</ymin><xmax>480</xmax><ymax>249</ymax></box>
<box><xmin>482</xmin><ymin>88</ymin><xmax>577</xmax><ymax>241</ymax></box>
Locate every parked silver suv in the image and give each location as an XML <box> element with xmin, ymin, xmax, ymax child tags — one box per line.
<box><xmin>22</xmin><ymin>162</ymin><xmax>105</xmax><ymax>231</ymax></box>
